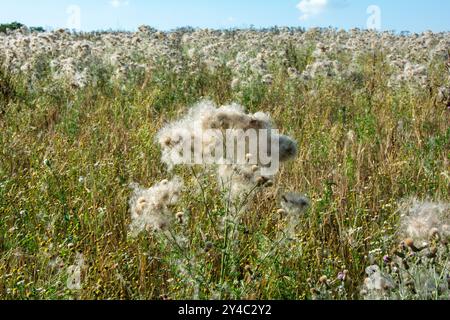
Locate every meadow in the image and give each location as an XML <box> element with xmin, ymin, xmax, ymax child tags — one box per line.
<box><xmin>0</xmin><ymin>26</ymin><xmax>449</xmax><ymax>300</ymax></box>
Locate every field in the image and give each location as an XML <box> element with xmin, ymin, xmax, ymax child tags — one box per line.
<box><xmin>0</xmin><ymin>26</ymin><xmax>449</xmax><ymax>300</ymax></box>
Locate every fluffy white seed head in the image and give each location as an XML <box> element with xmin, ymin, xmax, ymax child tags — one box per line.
<box><xmin>129</xmin><ymin>177</ymin><xmax>184</xmax><ymax>237</ymax></box>
<box><xmin>281</xmin><ymin>192</ymin><xmax>310</xmax><ymax>216</ymax></box>
<box><xmin>156</xmin><ymin>100</ymin><xmax>298</xmax><ymax>202</ymax></box>
<box><xmin>398</xmin><ymin>198</ymin><xmax>450</xmax><ymax>243</ymax></box>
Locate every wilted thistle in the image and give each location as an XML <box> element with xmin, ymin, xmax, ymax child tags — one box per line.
<box><xmin>66</xmin><ymin>252</ymin><xmax>85</xmax><ymax>291</ymax></box>
<box><xmin>277</xmin><ymin>135</ymin><xmax>298</xmax><ymax>163</ymax></box>
<box><xmin>361</xmin><ymin>240</ymin><xmax>450</xmax><ymax>300</ymax></box>
<box><xmin>398</xmin><ymin>198</ymin><xmax>450</xmax><ymax>244</ymax></box>
<box><xmin>359</xmin><ymin>198</ymin><xmax>450</xmax><ymax>300</ymax></box>
<box><xmin>129</xmin><ymin>177</ymin><xmax>184</xmax><ymax>237</ymax></box>
<box><xmin>156</xmin><ymin>100</ymin><xmax>298</xmax><ymax>203</ymax></box>
<box><xmin>281</xmin><ymin>192</ymin><xmax>310</xmax><ymax>216</ymax></box>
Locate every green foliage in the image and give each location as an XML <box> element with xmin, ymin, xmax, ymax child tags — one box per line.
<box><xmin>0</xmin><ymin>22</ymin><xmax>45</xmax><ymax>33</ymax></box>
<box><xmin>0</xmin><ymin>32</ymin><xmax>449</xmax><ymax>300</ymax></box>
<box><xmin>0</xmin><ymin>22</ymin><xmax>24</xmax><ymax>33</ymax></box>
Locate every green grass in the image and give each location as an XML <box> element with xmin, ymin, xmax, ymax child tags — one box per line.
<box><xmin>0</xmin><ymin>45</ymin><xmax>449</xmax><ymax>300</ymax></box>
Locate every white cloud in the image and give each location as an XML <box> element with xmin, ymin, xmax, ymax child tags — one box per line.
<box><xmin>110</xmin><ymin>0</ymin><xmax>130</xmax><ymax>8</ymax></box>
<box><xmin>297</xmin><ymin>0</ymin><xmax>328</xmax><ymax>21</ymax></box>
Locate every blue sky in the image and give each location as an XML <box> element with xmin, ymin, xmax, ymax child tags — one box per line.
<box><xmin>1</xmin><ymin>0</ymin><xmax>449</xmax><ymax>32</ymax></box>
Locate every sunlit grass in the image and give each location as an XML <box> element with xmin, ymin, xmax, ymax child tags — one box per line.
<box><xmin>0</xmin><ymin>37</ymin><xmax>449</xmax><ymax>300</ymax></box>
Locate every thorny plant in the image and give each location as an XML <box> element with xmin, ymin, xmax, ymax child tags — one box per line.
<box><xmin>0</xmin><ymin>26</ymin><xmax>449</xmax><ymax>300</ymax></box>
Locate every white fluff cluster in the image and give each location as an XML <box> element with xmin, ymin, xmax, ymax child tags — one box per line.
<box><xmin>398</xmin><ymin>198</ymin><xmax>450</xmax><ymax>244</ymax></box>
<box><xmin>279</xmin><ymin>192</ymin><xmax>311</xmax><ymax>239</ymax></box>
<box><xmin>437</xmin><ymin>86</ymin><xmax>450</xmax><ymax>103</ymax></box>
<box><xmin>302</xmin><ymin>59</ymin><xmax>341</xmax><ymax>80</ymax></box>
<box><xmin>227</xmin><ymin>51</ymin><xmax>271</xmax><ymax>89</ymax></box>
<box><xmin>51</xmin><ymin>57</ymin><xmax>91</xmax><ymax>88</ymax></box>
<box><xmin>2</xmin><ymin>27</ymin><xmax>449</xmax><ymax>91</ymax></box>
<box><xmin>66</xmin><ymin>252</ymin><xmax>85</xmax><ymax>290</ymax></box>
<box><xmin>361</xmin><ymin>265</ymin><xmax>395</xmax><ymax>299</ymax></box>
<box><xmin>217</xmin><ymin>164</ymin><xmax>271</xmax><ymax>202</ymax></box>
<box><xmin>129</xmin><ymin>177</ymin><xmax>184</xmax><ymax>237</ymax></box>
<box><xmin>157</xmin><ymin>100</ymin><xmax>297</xmax><ymax>201</ymax></box>
<box><xmin>281</xmin><ymin>192</ymin><xmax>310</xmax><ymax>216</ymax></box>
<box><xmin>388</xmin><ymin>61</ymin><xmax>429</xmax><ymax>88</ymax></box>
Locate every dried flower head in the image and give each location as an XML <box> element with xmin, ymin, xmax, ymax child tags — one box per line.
<box><xmin>362</xmin><ymin>265</ymin><xmax>394</xmax><ymax>294</ymax></box>
<box><xmin>129</xmin><ymin>177</ymin><xmax>184</xmax><ymax>237</ymax></box>
<box><xmin>157</xmin><ymin>100</ymin><xmax>297</xmax><ymax>202</ymax></box>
